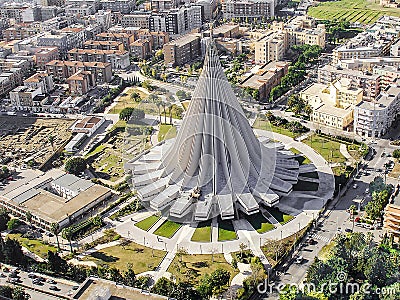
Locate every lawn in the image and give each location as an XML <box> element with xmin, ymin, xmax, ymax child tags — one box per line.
<box><xmin>7</xmin><ymin>233</ymin><xmax>58</xmax><ymax>259</ymax></box>
<box><xmin>318</xmin><ymin>241</ymin><xmax>336</xmax><ymax>261</ymax></box>
<box><xmin>218</xmin><ymin>220</ymin><xmax>237</xmax><ymax>241</ymax></box>
<box><xmin>81</xmin><ymin>241</ymin><xmax>166</xmax><ymax>273</ymax></box>
<box><xmin>191</xmin><ymin>221</ymin><xmax>212</xmax><ymax>242</ymax></box>
<box><xmin>109</xmin><ymin>88</ymin><xmax>149</xmax><ymax>114</ymax></box>
<box><xmin>302</xmin><ymin>134</ymin><xmax>346</xmax><ymax>164</ymax></box>
<box><xmin>167</xmin><ymin>254</ymin><xmax>238</xmax><ymax>284</ymax></box>
<box><xmin>243</xmin><ymin>212</ymin><xmax>275</xmax><ymax>234</ymax></box>
<box><xmin>307</xmin><ymin>0</ymin><xmax>400</xmax><ymax>24</ymax></box>
<box><xmin>158</xmin><ymin>124</ymin><xmax>177</xmax><ymax>142</ymax></box>
<box><xmin>181</xmin><ymin>101</ymin><xmax>190</xmax><ymax>110</ymax></box>
<box><xmin>293</xmin><ymin>180</ymin><xmax>319</xmax><ymax>191</ymax></box>
<box><xmin>134</xmin><ymin>215</ymin><xmax>160</xmax><ymax>231</ymax></box>
<box><xmin>264</xmin><ymin>207</ymin><xmax>294</xmax><ymax>225</ymax></box>
<box><xmin>153</xmin><ymin>220</ymin><xmax>182</xmax><ymax>238</ymax></box>
<box><xmin>253</xmin><ymin>118</ymin><xmax>298</xmax><ymax>138</ymax></box>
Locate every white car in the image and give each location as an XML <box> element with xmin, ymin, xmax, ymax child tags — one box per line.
<box><xmin>353</xmin><ymin>183</ymin><xmax>358</xmax><ymax>189</ymax></box>
<box><xmin>295</xmin><ymin>256</ymin><xmax>303</xmax><ymax>264</ymax></box>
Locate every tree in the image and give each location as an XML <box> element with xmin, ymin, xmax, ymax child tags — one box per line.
<box><xmin>176</xmin><ymin>90</ymin><xmax>188</xmax><ymax>100</ymax></box>
<box><xmin>25</xmin><ymin>211</ymin><xmax>33</xmax><ymax>228</ymax></box>
<box><xmin>392</xmin><ymin>149</ymin><xmax>400</xmax><ymax>159</ymax></box>
<box><xmin>48</xmin><ymin>135</ymin><xmax>55</xmax><ymax>151</ymax></box>
<box><xmin>197</xmin><ymin>268</ymin><xmax>230</xmax><ymax>298</ymax></box>
<box><xmin>176</xmin><ymin>247</ymin><xmax>188</xmax><ymax>263</ymax></box>
<box><xmin>62</xmin><ymin>227</ymin><xmax>73</xmax><ymax>253</ymax></box>
<box><xmin>151</xmin><ymin>277</ymin><xmax>175</xmax><ymax>297</ymax></box>
<box><xmin>0</xmin><ymin>209</ymin><xmax>10</xmax><ymax>231</ymax></box>
<box><xmin>123</xmin><ymin>267</ymin><xmax>136</xmax><ymax>287</ymax></box>
<box><xmin>50</xmin><ymin>222</ymin><xmax>60</xmax><ymax>250</ymax></box>
<box><xmin>239</xmin><ymin>242</ymin><xmax>248</xmax><ymax>259</ymax></box>
<box><xmin>7</xmin><ymin>218</ymin><xmax>20</xmax><ymax>230</ymax></box>
<box><xmin>130</xmin><ymin>92</ymin><xmax>140</xmax><ymax>102</ymax></box>
<box><xmin>47</xmin><ymin>251</ymin><xmax>68</xmax><ymax>274</ymax></box>
<box><xmin>119</xmin><ymin>107</ymin><xmax>145</xmax><ymax>121</ymax></box>
<box><xmin>65</xmin><ymin>157</ymin><xmax>87</xmax><ymax>175</ymax></box>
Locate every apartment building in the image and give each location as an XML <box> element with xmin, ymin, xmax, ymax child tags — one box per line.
<box><xmin>24</xmin><ymin>72</ymin><xmax>54</xmax><ymax>94</ymax></box>
<box><xmin>354</xmin><ymin>83</ymin><xmax>400</xmax><ymax>137</ymax></box>
<box><xmin>384</xmin><ymin>192</ymin><xmax>400</xmax><ymax>241</ymax></box>
<box><xmin>254</xmin><ymin>17</ymin><xmax>325</xmax><ymax>65</ymax></box>
<box><xmin>83</xmin><ymin>40</ymin><xmax>124</xmax><ymax>51</ymax></box>
<box><xmin>10</xmin><ymin>86</ymin><xmax>44</xmax><ymax>111</ymax></box>
<box><xmin>301</xmin><ymin>78</ymin><xmax>363</xmax><ymax>130</ymax></box>
<box><xmin>130</xmin><ymin>39</ymin><xmax>151</xmax><ymax>59</ymax></box>
<box><xmin>240</xmin><ymin>61</ymin><xmax>289</xmax><ymax>101</ymax></box>
<box><xmin>68</xmin><ymin>48</ymin><xmax>129</xmax><ymax>69</ymax></box>
<box><xmin>339</xmin><ymin>57</ymin><xmax>400</xmax><ymax>71</ymax></box>
<box><xmin>100</xmin><ymin>0</ymin><xmax>135</xmax><ymax>13</ymax></box>
<box><xmin>203</xmin><ymin>24</ymin><xmax>240</xmax><ymax>39</ymax></box>
<box><xmin>149</xmin><ymin>5</ymin><xmax>203</xmax><ymax>36</ymax></box>
<box><xmin>222</xmin><ymin>0</ymin><xmax>274</xmax><ymax>22</ymax></box>
<box><xmin>67</xmin><ymin>70</ymin><xmax>95</xmax><ymax>95</ymax></box>
<box><xmin>121</xmin><ymin>13</ymin><xmax>151</xmax><ymax>28</ymax></box>
<box><xmin>46</xmin><ymin>60</ymin><xmax>112</xmax><ymax>83</ymax></box>
<box><xmin>332</xmin><ymin>16</ymin><xmax>400</xmax><ymax>65</ymax></box>
<box><xmin>95</xmin><ymin>10</ymin><xmax>112</xmax><ymax>30</ymax></box>
<box><xmin>2</xmin><ymin>24</ymin><xmax>41</xmax><ymax>41</ymax></box>
<box><xmin>65</xmin><ymin>4</ymin><xmax>97</xmax><ymax>16</ymax></box>
<box><xmin>254</xmin><ymin>31</ymin><xmax>286</xmax><ymax>64</ymax></box>
<box><xmin>38</xmin><ymin>28</ymin><xmax>87</xmax><ymax>58</ymax></box>
<box><xmin>151</xmin><ymin>0</ymin><xmax>178</xmax><ymax>10</ymax></box>
<box><xmin>0</xmin><ymin>59</ymin><xmax>30</xmax><ymax>96</ymax></box>
<box><xmin>0</xmin><ymin>3</ymin><xmax>32</xmax><ymax>23</ymax></box>
<box><xmin>96</xmin><ymin>32</ymin><xmax>134</xmax><ymax>50</ymax></box>
<box><xmin>34</xmin><ymin>47</ymin><xmax>59</xmax><ymax>69</ymax></box>
<box><xmin>163</xmin><ymin>34</ymin><xmax>200</xmax><ymax>66</ymax></box>
<box><xmin>135</xmin><ymin>29</ymin><xmax>170</xmax><ymax>50</ymax></box>
<box><xmin>318</xmin><ymin>65</ymin><xmax>380</xmax><ymax>101</ymax></box>
<box><xmin>372</xmin><ymin>65</ymin><xmax>400</xmax><ymax>89</ymax></box>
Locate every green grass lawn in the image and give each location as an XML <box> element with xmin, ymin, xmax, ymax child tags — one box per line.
<box><xmin>167</xmin><ymin>254</ymin><xmax>238</xmax><ymax>285</ymax></box>
<box><xmin>134</xmin><ymin>215</ymin><xmax>160</xmax><ymax>231</ymax></box>
<box><xmin>218</xmin><ymin>220</ymin><xmax>237</xmax><ymax>241</ymax></box>
<box><xmin>264</xmin><ymin>207</ymin><xmax>294</xmax><ymax>225</ymax></box>
<box><xmin>153</xmin><ymin>220</ymin><xmax>182</xmax><ymax>238</ymax></box>
<box><xmin>253</xmin><ymin>118</ymin><xmax>298</xmax><ymax>138</ymax></box>
<box><xmin>158</xmin><ymin>124</ymin><xmax>177</xmax><ymax>142</ymax></box>
<box><xmin>293</xmin><ymin>180</ymin><xmax>319</xmax><ymax>191</ymax></box>
<box><xmin>81</xmin><ymin>241</ymin><xmax>165</xmax><ymax>273</ymax></box>
<box><xmin>243</xmin><ymin>212</ymin><xmax>275</xmax><ymax>234</ymax></box>
<box><xmin>307</xmin><ymin>0</ymin><xmax>400</xmax><ymax>24</ymax></box>
<box><xmin>191</xmin><ymin>221</ymin><xmax>212</xmax><ymax>242</ymax></box>
<box><xmin>85</xmin><ymin>144</ymin><xmax>106</xmax><ymax>159</ymax></box>
<box><xmin>302</xmin><ymin>134</ymin><xmax>346</xmax><ymax>164</ymax></box>
<box><xmin>7</xmin><ymin>233</ymin><xmax>58</xmax><ymax>259</ymax></box>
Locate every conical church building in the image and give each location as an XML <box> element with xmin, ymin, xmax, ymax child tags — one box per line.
<box><xmin>128</xmin><ymin>41</ymin><xmax>300</xmax><ymax>223</ymax></box>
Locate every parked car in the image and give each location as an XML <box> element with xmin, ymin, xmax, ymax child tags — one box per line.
<box><xmin>295</xmin><ymin>256</ymin><xmax>303</xmax><ymax>264</ymax></box>
<box><xmin>353</xmin><ymin>183</ymin><xmax>358</xmax><ymax>189</ymax></box>
<box><xmin>49</xmin><ymin>285</ymin><xmax>59</xmax><ymax>291</ymax></box>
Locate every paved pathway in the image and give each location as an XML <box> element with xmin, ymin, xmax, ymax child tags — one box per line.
<box><xmin>340</xmin><ymin>143</ymin><xmax>356</xmax><ymax>165</ymax></box>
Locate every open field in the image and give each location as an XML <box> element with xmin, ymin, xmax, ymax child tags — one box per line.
<box><xmin>218</xmin><ymin>220</ymin><xmax>237</xmax><ymax>241</ymax></box>
<box><xmin>8</xmin><ymin>233</ymin><xmax>58</xmax><ymax>259</ymax></box>
<box><xmin>191</xmin><ymin>221</ymin><xmax>212</xmax><ymax>242</ymax></box>
<box><xmin>308</xmin><ymin>0</ymin><xmax>400</xmax><ymax>24</ymax></box>
<box><xmin>302</xmin><ymin>135</ymin><xmax>346</xmax><ymax>164</ymax></box>
<box><xmin>134</xmin><ymin>215</ymin><xmax>160</xmax><ymax>231</ymax></box>
<box><xmin>158</xmin><ymin>124</ymin><xmax>177</xmax><ymax>142</ymax></box>
<box><xmin>0</xmin><ymin>117</ymin><xmax>74</xmax><ymax>167</ymax></box>
<box><xmin>167</xmin><ymin>254</ymin><xmax>238</xmax><ymax>284</ymax></box>
<box><xmin>253</xmin><ymin>118</ymin><xmax>299</xmax><ymax>138</ymax></box>
<box><xmin>388</xmin><ymin>161</ymin><xmax>400</xmax><ymax>179</ymax></box>
<box><xmin>81</xmin><ymin>241</ymin><xmax>166</xmax><ymax>273</ymax></box>
<box><xmin>153</xmin><ymin>220</ymin><xmax>182</xmax><ymax>238</ymax></box>
<box><xmin>109</xmin><ymin>88</ymin><xmax>149</xmax><ymax>114</ymax></box>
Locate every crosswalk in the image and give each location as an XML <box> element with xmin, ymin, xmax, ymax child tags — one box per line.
<box><xmin>310</xmin><ymin>233</ymin><xmax>331</xmax><ymax>243</ymax></box>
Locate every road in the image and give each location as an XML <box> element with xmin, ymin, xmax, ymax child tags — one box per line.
<box><xmin>252</xmin><ymin>136</ymin><xmax>395</xmax><ymax>299</ymax></box>
<box><xmin>0</xmin><ymin>266</ymin><xmax>78</xmax><ymax>300</ymax></box>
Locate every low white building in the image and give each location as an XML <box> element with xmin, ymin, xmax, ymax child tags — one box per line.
<box><xmin>354</xmin><ymin>83</ymin><xmax>400</xmax><ymax>137</ymax></box>
<box><xmin>72</xmin><ymin>116</ymin><xmax>105</xmax><ymax>136</ymax></box>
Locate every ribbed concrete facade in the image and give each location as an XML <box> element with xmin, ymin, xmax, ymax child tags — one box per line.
<box><xmin>128</xmin><ymin>41</ymin><xmax>300</xmax><ymax>222</ymax></box>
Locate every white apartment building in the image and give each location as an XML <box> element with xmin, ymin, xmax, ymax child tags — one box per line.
<box><xmin>223</xmin><ymin>0</ymin><xmax>274</xmax><ymax>22</ymax></box>
<box><xmin>338</xmin><ymin>57</ymin><xmax>400</xmax><ymax>71</ymax></box>
<box><xmin>354</xmin><ymin>83</ymin><xmax>400</xmax><ymax>137</ymax></box>
<box><xmin>121</xmin><ymin>13</ymin><xmax>151</xmax><ymax>28</ymax></box>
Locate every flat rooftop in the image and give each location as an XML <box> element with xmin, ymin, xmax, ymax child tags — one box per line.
<box><xmin>21</xmin><ymin>184</ymin><xmax>110</xmax><ymax>223</ymax></box>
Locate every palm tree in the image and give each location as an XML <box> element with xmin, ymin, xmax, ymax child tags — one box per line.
<box><xmin>50</xmin><ymin>223</ymin><xmax>60</xmax><ymax>250</ymax></box>
<box><xmin>63</xmin><ymin>228</ymin><xmax>73</xmax><ymax>253</ymax></box>
<box><xmin>48</xmin><ymin>135</ymin><xmax>55</xmax><ymax>151</ymax></box>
